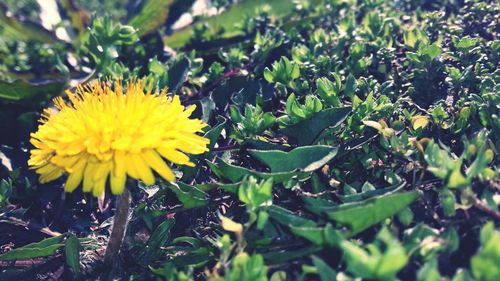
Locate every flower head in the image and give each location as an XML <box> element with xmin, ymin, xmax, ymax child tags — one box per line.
<box><xmin>28</xmin><ymin>79</ymin><xmax>209</xmax><ymax>197</ymax></box>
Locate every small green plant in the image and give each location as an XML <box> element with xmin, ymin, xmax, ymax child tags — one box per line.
<box><xmin>238</xmin><ymin>176</ymin><xmax>273</xmax><ymax>229</ymax></box>
<box><xmin>316</xmin><ymin>75</ymin><xmax>341</xmax><ymax>107</ymax></box>
<box><xmin>209</xmin><ymin>252</ymin><xmax>268</xmax><ymax>281</ymax></box>
<box><xmin>229</xmin><ymin>104</ymin><xmax>276</xmax><ymax>141</ymax></box>
<box><xmin>340</xmin><ymin>227</ymin><xmax>408</xmax><ymax>280</ymax></box>
<box><xmin>81</xmin><ymin>16</ymin><xmax>138</xmax><ymax>77</ymax></box>
<box><xmin>471</xmin><ymin>222</ymin><xmax>500</xmax><ymax>281</ymax></box>
<box><xmin>278</xmin><ymin>93</ymin><xmax>323</xmax><ymax>125</ymax></box>
<box><xmin>263</xmin><ymin>56</ymin><xmax>300</xmax><ymax>92</ymax></box>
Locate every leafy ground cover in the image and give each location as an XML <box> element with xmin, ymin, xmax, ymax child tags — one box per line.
<box><xmin>0</xmin><ymin>0</ymin><xmax>499</xmax><ymax>280</ymax></box>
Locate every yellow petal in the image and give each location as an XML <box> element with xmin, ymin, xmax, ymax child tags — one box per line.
<box><xmin>83</xmin><ymin>161</ymin><xmax>98</xmax><ymax>192</ymax></box>
<box><xmin>156</xmin><ymin>148</ymin><xmax>194</xmax><ymax>166</ymax></box>
<box><xmin>110</xmin><ymin>168</ymin><xmax>126</xmax><ymax>195</ymax></box>
<box><xmin>131</xmin><ymin>153</ymin><xmax>155</xmax><ymax>185</ymax></box>
<box><xmin>39</xmin><ymin>167</ymin><xmax>64</xmax><ymax>183</ymax></box>
<box><xmin>143</xmin><ymin>149</ymin><xmax>175</xmax><ymax>182</ymax></box>
<box><xmin>110</xmin><ymin>151</ymin><xmax>127</xmax><ymax>195</ymax></box>
<box><xmin>122</xmin><ymin>153</ymin><xmax>139</xmax><ymax>179</ymax></box>
<box><xmin>64</xmin><ymin>159</ymin><xmax>86</xmax><ymax>192</ymax></box>
<box><xmin>50</xmin><ymin>154</ymin><xmax>80</xmax><ymax>169</ymax></box>
<box><xmin>92</xmin><ymin>161</ymin><xmax>112</xmax><ymax>182</ymax></box>
<box><xmin>36</xmin><ymin>163</ymin><xmax>59</xmax><ymax>175</ymax></box>
<box><xmin>92</xmin><ymin>172</ymin><xmax>108</xmax><ymax>197</ymax></box>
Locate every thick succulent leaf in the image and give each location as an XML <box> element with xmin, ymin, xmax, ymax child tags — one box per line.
<box><xmin>313</xmin><ymin>256</ymin><xmax>337</xmax><ymax>281</ymax></box>
<box><xmin>248</xmin><ymin>145</ymin><xmax>338</xmax><ymax>172</ymax></box>
<box><xmin>0</xmin><ymin>234</ymin><xmax>66</xmax><ymax>261</ymax></box>
<box><xmin>164</xmin><ymin>0</ymin><xmax>296</xmax><ymax>49</ymax></box>
<box><xmin>261</xmin><ymin>245</ymin><xmax>322</xmax><ymax>264</ymax></box>
<box><xmin>281</xmin><ymin>107</ymin><xmax>351</xmax><ymax>145</ymax></box>
<box><xmin>128</xmin><ymin>0</ymin><xmax>174</xmax><ymax>37</ymax></box>
<box><xmin>207</xmin><ymin>158</ymin><xmax>305</xmax><ymax>183</ymax></box>
<box><xmin>267</xmin><ymin>205</ymin><xmax>343</xmax><ymax>246</ymax></box>
<box><xmin>307</xmin><ymin>191</ymin><xmax>420</xmax><ymax>236</ymax></box>
<box><xmin>170</xmin><ymin>182</ymin><xmax>208</xmax><ymax>209</ymax></box>
<box><xmin>139</xmin><ymin>219</ymin><xmax>175</xmax><ymax>264</ymax></box>
<box><xmin>65</xmin><ymin>234</ymin><xmax>81</xmax><ymax>278</ymax></box>
<box><xmin>167</xmin><ymin>57</ymin><xmax>190</xmax><ymax>93</ymax></box>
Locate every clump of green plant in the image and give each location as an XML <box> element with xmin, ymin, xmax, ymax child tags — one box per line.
<box><xmin>229</xmin><ymin>104</ymin><xmax>276</xmax><ymax>141</ymax></box>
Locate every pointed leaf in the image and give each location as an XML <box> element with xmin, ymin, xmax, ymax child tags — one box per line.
<box><xmin>248</xmin><ymin>145</ymin><xmax>338</xmax><ymax>172</ymax></box>
<box><xmin>281</xmin><ymin>107</ymin><xmax>351</xmax><ymax>145</ymax></box>
<box><xmin>128</xmin><ymin>0</ymin><xmax>173</xmax><ymax>37</ymax></box>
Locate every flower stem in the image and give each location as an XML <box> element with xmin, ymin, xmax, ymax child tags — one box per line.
<box><xmin>103</xmin><ymin>188</ymin><xmax>131</xmax><ymax>266</ymax></box>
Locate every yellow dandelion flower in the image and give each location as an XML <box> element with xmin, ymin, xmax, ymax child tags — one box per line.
<box><xmin>28</xmin><ymin>79</ymin><xmax>209</xmax><ymax>197</ymax></box>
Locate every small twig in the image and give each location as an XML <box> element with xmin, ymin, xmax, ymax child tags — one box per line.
<box><xmin>0</xmin><ymin>217</ymin><xmax>62</xmax><ymax>237</ymax></box>
<box><xmin>473</xmin><ymin>199</ymin><xmax>500</xmax><ymax>221</ymax></box>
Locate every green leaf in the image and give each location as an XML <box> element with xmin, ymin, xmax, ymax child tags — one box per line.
<box><xmin>212</xmin><ymin>76</ymin><xmax>249</xmax><ymax>106</ymax></box>
<box><xmin>0</xmin><ymin>79</ymin><xmax>65</xmax><ymax>105</ymax></box>
<box><xmin>270</xmin><ymin>271</ymin><xmax>287</xmax><ymax>281</ymax></box>
<box><xmin>455</xmin><ymin>36</ymin><xmax>480</xmax><ymax>50</ymax></box>
<box><xmin>170</xmin><ymin>182</ymin><xmax>208</xmax><ymax>209</ymax></box>
<box><xmin>417</xmin><ymin>259</ymin><xmax>442</xmax><ymax>281</ymax></box>
<box><xmin>248</xmin><ymin>145</ymin><xmax>338</xmax><ymax>172</ymax></box>
<box><xmin>263</xmin><ymin>68</ymin><xmax>275</xmax><ymax>83</ymax></box>
<box><xmin>281</xmin><ymin>107</ymin><xmax>351</xmax><ymax>145</ymax></box>
<box><xmin>167</xmin><ymin>57</ymin><xmax>191</xmax><ymax>93</ymax></box>
<box><xmin>238</xmin><ymin>177</ymin><xmax>273</xmax><ymax>209</ymax></box>
<box><xmin>471</xmin><ymin>222</ymin><xmax>500</xmax><ymax>281</ymax></box>
<box><xmin>0</xmin><ymin>234</ymin><xmax>66</xmax><ymax>261</ymax></box>
<box><xmin>262</xmin><ymin>245</ymin><xmax>321</xmax><ymax>264</ymax></box>
<box><xmin>0</xmin><ymin>244</ymin><xmax>64</xmax><ymax>261</ymax></box>
<box><xmin>0</xmin><ymin>4</ymin><xmax>60</xmax><ymax>43</ymax></box>
<box><xmin>164</xmin><ymin>0</ymin><xmax>296</xmax><ymax>49</ymax></box>
<box><xmin>60</xmin><ymin>0</ymin><xmax>89</xmax><ymax>38</ymax></box>
<box><xmin>205</xmin><ymin>116</ymin><xmax>227</xmax><ymax>150</ymax></box>
<box><xmin>140</xmin><ymin>219</ymin><xmax>175</xmax><ymax>264</ymax></box>
<box><xmin>207</xmin><ymin>158</ymin><xmax>303</xmax><ymax>183</ymax></box>
<box><xmin>267</xmin><ymin>205</ymin><xmax>317</xmax><ymax>228</ymax></box>
<box><xmin>344</xmin><ymin>74</ymin><xmax>357</xmax><ymax>98</ymax></box>
<box><xmin>312</xmin><ymin>256</ymin><xmax>337</xmax><ymax>281</ymax></box>
<box><xmin>65</xmin><ymin>234</ymin><xmax>81</xmax><ymax>278</ymax></box>
<box><xmin>170</xmin><ymin>247</ymin><xmax>212</xmax><ymax>267</ymax></box>
<box><xmin>267</xmin><ymin>205</ymin><xmax>343</xmax><ymax>246</ymax></box>
<box><xmin>128</xmin><ymin>0</ymin><xmax>174</xmax><ymax>37</ymax></box>
<box><xmin>422</xmin><ymin>44</ymin><xmax>442</xmax><ymax>60</ymax></box>
<box><xmin>307</xmin><ymin>191</ymin><xmax>420</xmax><ymax>236</ymax></box>
<box><xmin>406</xmin><ymin>52</ymin><xmax>421</xmax><ymax>63</ymax></box>
<box><xmin>181</xmin><ymin>116</ymin><xmax>226</xmax><ymax>180</ymax></box>
<box><xmin>311</xmin><ymin>180</ymin><xmax>405</xmax><ymax>205</ymax></box>
<box><xmin>286</xmin><ymin>93</ymin><xmax>306</xmax><ymax>118</ymax></box>
<box><xmin>316</xmin><ymin>77</ymin><xmax>341</xmax><ymax>107</ymax></box>
<box><xmin>341</xmin><ymin>227</ymin><xmax>408</xmax><ymax>280</ymax></box>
